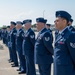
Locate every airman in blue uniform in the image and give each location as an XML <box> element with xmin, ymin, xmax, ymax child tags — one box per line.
<box><xmin>0</xmin><ymin>29</ymin><xmax>2</xmax><ymax>40</ymax></box>
<box><xmin>16</xmin><ymin>21</ymin><xmax>26</xmax><ymax>74</ymax></box>
<box><xmin>23</xmin><ymin>19</ymin><xmax>36</xmax><ymax>75</ymax></box>
<box><xmin>46</xmin><ymin>24</ymin><xmax>53</xmax><ymax>43</ymax></box>
<box><xmin>68</xmin><ymin>18</ymin><xmax>75</xmax><ymax>32</ymax></box>
<box><xmin>35</xmin><ymin>17</ymin><xmax>53</xmax><ymax>75</ymax></box>
<box><xmin>2</xmin><ymin>28</ymin><xmax>7</xmax><ymax>44</ymax></box>
<box><xmin>7</xmin><ymin>26</ymin><xmax>13</xmax><ymax>62</ymax></box>
<box><xmin>54</xmin><ymin>10</ymin><xmax>75</xmax><ymax>75</ymax></box>
<box><xmin>10</xmin><ymin>21</ymin><xmax>18</xmax><ymax>67</ymax></box>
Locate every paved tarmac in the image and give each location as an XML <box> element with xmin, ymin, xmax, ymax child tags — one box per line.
<box><xmin>0</xmin><ymin>33</ymin><xmax>54</xmax><ymax>75</ymax></box>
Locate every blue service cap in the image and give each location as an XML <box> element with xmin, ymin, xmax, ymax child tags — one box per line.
<box><xmin>55</xmin><ymin>10</ymin><xmax>71</xmax><ymax>22</ymax></box>
<box><xmin>23</xmin><ymin>19</ymin><xmax>32</xmax><ymax>24</ymax></box>
<box><xmin>46</xmin><ymin>24</ymin><xmax>51</xmax><ymax>26</ymax></box>
<box><xmin>7</xmin><ymin>26</ymin><xmax>10</xmax><ymax>28</ymax></box>
<box><xmin>70</xmin><ymin>18</ymin><xmax>73</xmax><ymax>22</ymax></box>
<box><xmin>36</xmin><ymin>17</ymin><xmax>47</xmax><ymax>24</ymax></box>
<box><xmin>10</xmin><ymin>21</ymin><xmax>16</xmax><ymax>25</ymax></box>
<box><xmin>16</xmin><ymin>21</ymin><xmax>23</xmax><ymax>25</ymax></box>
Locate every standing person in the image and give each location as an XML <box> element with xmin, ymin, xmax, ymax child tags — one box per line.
<box><xmin>2</xmin><ymin>28</ymin><xmax>7</xmax><ymax>44</ymax></box>
<box><xmin>68</xmin><ymin>18</ymin><xmax>75</xmax><ymax>32</ymax></box>
<box><xmin>46</xmin><ymin>24</ymin><xmax>53</xmax><ymax>43</ymax></box>
<box><xmin>35</xmin><ymin>17</ymin><xmax>53</xmax><ymax>75</ymax></box>
<box><xmin>0</xmin><ymin>29</ymin><xmax>2</xmax><ymax>40</ymax></box>
<box><xmin>22</xmin><ymin>19</ymin><xmax>36</xmax><ymax>75</ymax></box>
<box><xmin>54</xmin><ymin>10</ymin><xmax>75</xmax><ymax>75</ymax></box>
<box><xmin>16</xmin><ymin>21</ymin><xmax>26</xmax><ymax>74</ymax></box>
<box><xmin>10</xmin><ymin>21</ymin><xmax>18</xmax><ymax>67</ymax></box>
<box><xmin>7</xmin><ymin>26</ymin><xmax>12</xmax><ymax>62</ymax></box>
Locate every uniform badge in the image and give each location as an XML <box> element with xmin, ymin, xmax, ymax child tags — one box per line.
<box><xmin>13</xmin><ymin>33</ymin><xmax>16</xmax><ymax>35</ymax></box>
<box><xmin>45</xmin><ymin>37</ymin><xmax>50</xmax><ymax>41</ymax></box>
<box><xmin>30</xmin><ymin>35</ymin><xmax>34</xmax><ymax>39</ymax></box>
<box><xmin>59</xmin><ymin>41</ymin><xmax>64</xmax><ymax>44</ymax></box>
<box><xmin>60</xmin><ymin>38</ymin><xmax>63</xmax><ymax>41</ymax></box>
<box><xmin>59</xmin><ymin>38</ymin><xmax>66</xmax><ymax>44</ymax></box>
<box><xmin>70</xmin><ymin>42</ymin><xmax>75</xmax><ymax>48</ymax></box>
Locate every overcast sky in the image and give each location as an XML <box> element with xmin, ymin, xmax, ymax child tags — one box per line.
<box><xmin>0</xmin><ymin>0</ymin><xmax>75</xmax><ymax>27</ymax></box>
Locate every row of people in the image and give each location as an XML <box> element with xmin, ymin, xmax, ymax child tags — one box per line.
<box><xmin>5</xmin><ymin>18</ymin><xmax>53</xmax><ymax>75</ymax></box>
<box><xmin>1</xmin><ymin>10</ymin><xmax>75</xmax><ymax>75</ymax></box>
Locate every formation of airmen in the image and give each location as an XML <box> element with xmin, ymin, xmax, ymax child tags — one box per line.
<box><xmin>0</xmin><ymin>10</ymin><xmax>75</xmax><ymax>75</ymax></box>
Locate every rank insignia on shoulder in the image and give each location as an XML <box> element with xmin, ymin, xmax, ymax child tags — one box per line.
<box><xmin>30</xmin><ymin>35</ymin><xmax>34</xmax><ymax>39</ymax></box>
<box><xmin>45</xmin><ymin>37</ymin><xmax>50</xmax><ymax>41</ymax></box>
<box><xmin>70</xmin><ymin>42</ymin><xmax>75</xmax><ymax>48</ymax></box>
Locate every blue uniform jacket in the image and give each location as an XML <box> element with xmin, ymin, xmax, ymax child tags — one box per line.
<box><xmin>48</xmin><ymin>29</ymin><xmax>53</xmax><ymax>43</ymax></box>
<box><xmin>10</xmin><ymin>28</ymin><xmax>17</xmax><ymax>50</ymax></box>
<box><xmin>16</xmin><ymin>29</ymin><xmax>24</xmax><ymax>53</ymax></box>
<box><xmin>35</xmin><ymin>28</ymin><xmax>53</xmax><ymax>64</ymax></box>
<box><xmin>54</xmin><ymin>27</ymin><xmax>75</xmax><ymax>75</ymax></box>
<box><xmin>7</xmin><ymin>31</ymin><xmax>11</xmax><ymax>47</ymax></box>
<box><xmin>23</xmin><ymin>28</ymin><xmax>35</xmax><ymax>55</ymax></box>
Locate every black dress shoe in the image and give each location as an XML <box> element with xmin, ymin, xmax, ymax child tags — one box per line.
<box><xmin>12</xmin><ymin>64</ymin><xmax>18</xmax><ymax>67</ymax></box>
<box><xmin>11</xmin><ymin>63</ymin><xmax>15</xmax><ymax>65</ymax></box>
<box><xmin>9</xmin><ymin>60</ymin><xmax>13</xmax><ymax>63</ymax></box>
<box><xmin>8</xmin><ymin>59</ymin><xmax>11</xmax><ymax>61</ymax></box>
<box><xmin>17</xmin><ymin>69</ymin><xmax>21</xmax><ymax>71</ymax></box>
<box><xmin>18</xmin><ymin>71</ymin><xmax>26</xmax><ymax>74</ymax></box>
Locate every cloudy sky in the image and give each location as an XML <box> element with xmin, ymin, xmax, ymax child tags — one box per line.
<box><xmin>0</xmin><ymin>0</ymin><xmax>75</xmax><ymax>27</ymax></box>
